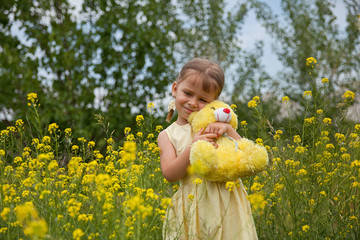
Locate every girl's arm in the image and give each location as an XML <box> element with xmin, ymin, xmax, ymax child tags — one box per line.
<box><xmin>158</xmin><ymin>129</ymin><xmax>217</xmax><ymax>182</ymax></box>
<box><xmin>204</xmin><ymin>122</ymin><xmax>241</xmax><ymax>140</ymax></box>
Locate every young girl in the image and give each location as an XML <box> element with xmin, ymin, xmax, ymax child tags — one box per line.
<box><xmin>157</xmin><ymin>58</ymin><xmax>257</xmax><ymax>240</ymax></box>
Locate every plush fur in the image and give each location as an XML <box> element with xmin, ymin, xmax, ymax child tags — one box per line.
<box><xmin>188</xmin><ymin>100</ymin><xmax>269</xmax><ymax>182</ymax></box>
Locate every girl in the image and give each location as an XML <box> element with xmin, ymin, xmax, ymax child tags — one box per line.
<box><xmin>157</xmin><ymin>58</ymin><xmax>257</xmax><ymax>240</ymax></box>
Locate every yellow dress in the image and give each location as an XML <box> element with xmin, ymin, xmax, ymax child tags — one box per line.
<box><xmin>163</xmin><ymin>122</ymin><xmax>258</xmax><ymax>240</ymax></box>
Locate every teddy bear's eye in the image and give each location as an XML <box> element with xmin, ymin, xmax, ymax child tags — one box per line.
<box><xmin>211</xmin><ymin>107</ymin><xmax>215</xmax><ymax>110</ymax></box>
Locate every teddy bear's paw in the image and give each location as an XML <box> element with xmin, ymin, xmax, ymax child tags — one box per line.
<box><xmin>190</xmin><ymin>140</ymin><xmax>218</xmax><ymax>176</ymax></box>
<box><xmin>240</xmin><ymin>143</ymin><xmax>268</xmax><ymax>175</ymax></box>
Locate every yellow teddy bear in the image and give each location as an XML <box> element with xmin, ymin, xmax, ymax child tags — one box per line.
<box><xmin>188</xmin><ymin>100</ymin><xmax>268</xmax><ymax>182</ymax></box>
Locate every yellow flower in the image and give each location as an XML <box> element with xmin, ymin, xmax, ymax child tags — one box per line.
<box><xmin>1</xmin><ymin>207</ymin><xmax>10</xmax><ymax>221</ymax></box>
<box><xmin>23</xmin><ymin>219</ymin><xmax>48</xmax><ymax>238</ymax></box>
<box><xmin>124</xmin><ymin>127</ymin><xmax>131</xmax><ymax>135</ymax></box>
<box><xmin>241</xmin><ymin>120</ymin><xmax>247</xmax><ymax>127</ymax></box>
<box><xmin>27</xmin><ymin>93</ymin><xmax>38</xmax><ymax>106</ymax></box>
<box><xmin>42</xmin><ymin>136</ymin><xmax>51</xmax><ymax>144</ymax></box>
<box><xmin>247</xmin><ymin>193</ymin><xmax>267</xmax><ymax>212</ymax></box>
<box><xmin>250</xmin><ymin>182</ymin><xmax>264</xmax><ymax>191</ymax></box>
<box><xmin>71</xmin><ymin>145</ymin><xmax>79</xmax><ymax>152</ymax></box>
<box><xmin>349</xmin><ymin>216</ymin><xmax>358</xmax><ymax>221</ymax></box>
<box><xmin>48</xmin><ymin>123</ymin><xmax>59</xmax><ymax>135</ymax></box>
<box><xmin>247</xmin><ymin>100</ymin><xmax>257</xmax><ymax>108</ymax></box>
<box><xmin>73</xmin><ymin>228</ymin><xmax>84</xmax><ymax>240</ymax></box>
<box><xmin>316</xmin><ymin>109</ymin><xmax>323</xmax><ymax>115</ymax></box>
<box><xmin>306</xmin><ymin>57</ymin><xmax>317</xmax><ymax>66</ymax></box>
<box><xmin>255</xmin><ymin>138</ymin><xmax>263</xmax><ymax>146</ymax></box>
<box><xmin>304</xmin><ymin>117</ymin><xmax>315</xmax><ymax>125</ymax></box>
<box><xmin>0</xmin><ymin>149</ymin><xmax>5</xmax><ymax>157</ymax></box>
<box><xmin>88</xmin><ymin>141</ymin><xmax>95</xmax><ymax>148</ymax></box>
<box><xmin>252</xmin><ymin>96</ymin><xmax>260</xmax><ymax>103</ymax></box>
<box><xmin>296</xmin><ymin>169</ymin><xmax>307</xmax><ymax>176</ymax></box>
<box><xmin>320</xmin><ymin>191</ymin><xmax>326</xmax><ymax>196</ymax></box>
<box><xmin>136</xmin><ymin>115</ymin><xmax>144</xmax><ymax>126</ymax></box>
<box><xmin>355</xmin><ymin>124</ymin><xmax>360</xmax><ymax>132</ymax></box>
<box><xmin>147</xmin><ymin>102</ymin><xmax>155</xmax><ymax>110</ymax></box>
<box><xmin>293</xmin><ymin>135</ymin><xmax>301</xmax><ymax>143</ymax></box>
<box><xmin>342</xmin><ymin>90</ymin><xmax>355</xmax><ymax>102</ymax></box>
<box><xmin>321</xmin><ymin>78</ymin><xmax>329</xmax><ymax>83</ymax></box>
<box><xmin>65</xmin><ymin>128</ymin><xmax>72</xmax><ymax>137</ymax></box>
<box><xmin>335</xmin><ymin>133</ymin><xmax>345</xmax><ymax>142</ymax></box>
<box><xmin>187</xmin><ymin>194</ymin><xmax>194</xmax><ymax>200</ymax></box>
<box><xmin>155</xmin><ymin>125</ymin><xmax>163</xmax><ymax>132</ymax></box>
<box><xmin>15</xmin><ymin>119</ymin><xmax>24</xmax><ymax>130</ymax></box>
<box><xmin>282</xmin><ymin>96</ymin><xmax>289</xmax><ymax>103</ymax></box>
<box><xmin>323</xmin><ymin>118</ymin><xmax>332</xmax><ymax>125</ymax></box>
<box><xmin>303</xmin><ymin>91</ymin><xmax>312</xmax><ymax>98</ymax></box>
<box><xmin>225</xmin><ymin>181</ymin><xmax>235</xmax><ymax>192</ymax></box>
<box><xmin>193</xmin><ymin>178</ymin><xmax>202</xmax><ymax>185</ymax></box>
<box><xmin>230</xmin><ymin>104</ymin><xmax>237</xmax><ymax>111</ymax></box>
<box><xmin>302</xmin><ymin>224</ymin><xmax>310</xmax><ymax>232</ymax></box>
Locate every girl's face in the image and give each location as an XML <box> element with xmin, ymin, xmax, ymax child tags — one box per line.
<box><xmin>172</xmin><ymin>74</ymin><xmax>217</xmax><ymax>125</ymax></box>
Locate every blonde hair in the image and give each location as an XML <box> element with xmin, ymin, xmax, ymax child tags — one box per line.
<box><xmin>166</xmin><ymin>58</ymin><xmax>225</xmax><ymax>122</ymax></box>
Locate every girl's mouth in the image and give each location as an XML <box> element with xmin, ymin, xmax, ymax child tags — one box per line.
<box><xmin>184</xmin><ymin>107</ymin><xmax>193</xmax><ymax>113</ymax></box>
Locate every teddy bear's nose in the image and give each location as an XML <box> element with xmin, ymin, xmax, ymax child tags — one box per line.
<box><xmin>223</xmin><ymin>108</ymin><xmax>230</xmax><ymax>114</ymax></box>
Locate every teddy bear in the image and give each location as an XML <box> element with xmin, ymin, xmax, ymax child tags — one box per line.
<box><xmin>188</xmin><ymin>100</ymin><xmax>269</xmax><ymax>182</ymax></box>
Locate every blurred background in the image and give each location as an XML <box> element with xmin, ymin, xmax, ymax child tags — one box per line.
<box><xmin>1</xmin><ymin>0</ymin><xmax>359</xmax><ymax>146</ymax></box>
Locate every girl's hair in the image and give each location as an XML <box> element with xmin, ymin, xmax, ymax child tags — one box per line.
<box><xmin>166</xmin><ymin>58</ymin><xmax>225</xmax><ymax>121</ymax></box>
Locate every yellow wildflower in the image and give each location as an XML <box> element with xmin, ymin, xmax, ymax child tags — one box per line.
<box><xmin>1</xmin><ymin>207</ymin><xmax>10</xmax><ymax>221</ymax></box>
<box><xmin>303</xmin><ymin>91</ymin><xmax>312</xmax><ymax>98</ymax></box>
<box><xmin>136</xmin><ymin>115</ymin><xmax>144</xmax><ymax>126</ymax></box>
<box><xmin>306</xmin><ymin>57</ymin><xmax>317</xmax><ymax>66</ymax></box>
<box><xmin>230</xmin><ymin>104</ymin><xmax>237</xmax><ymax>111</ymax></box>
<box><xmin>156</xmin><ymin>125</ymin><xmax>163</xmax><ymax>132</ymax></box>
<box><xmin>193</xmin><ymin>178</ymin><xmax>202</xmax><ymax>185</ymax></box>
<box><xmin>321</xmin><ymin>78</ymin><xmax>329</xmax><ymax>83</ymax></box>
<box><xmin>252</xmin><ymin>96</ymin><xmax>260</xmax><ymax>103</ymax></box>
<box><xmin>187</xmin><ymin>194</ymin><xmax>194</xmax><ymax>201</ymax></box>
<box><xmin>88</xmin><ymin>141</ymin><xmax>95</xmax><ymax>148</ymax></box>
<box><xmin>282</xmin><ymin>96</ymin><xmax>289</xmax><ymax>103</ymax></box>
<box><xmin>124</xmin><ymin>127</ymin><xmax>131</xmax><ymax>135</ymax></box>
<box><xmin>247</xmin><ymin>193</ymin><xmax>267</xmax><ymax>212</ymax></box>
<box><xmin>23</xmin><ymin>219</ymin><xmax>48</xmax><ymax>239</ymax></box>
<box><xmin>15</xmin><ymin>119</ymin><xmax>24</xmax><ymax>130</ymax></box>
<box><xmin>304</xmin><ymin>117</ymin><xmax>315</xmax><ymax>125</ymax></box>
<box><xmin>293</xmin><ymin>135</ymin><xmax>301</xmax><ymax>143</ymax></box>
<box><xmin>27</xmin><ymin>93</ymin><xmax>38</xmax><ymax>106</ymax></box>
<box><xmin>73</xmin><ymin>228</ymin><xmax>84</xmax><ymax>240</ymax></box>
<box><xmin>302</xmin><ymin>225</ymin><xmax>310</xmax><ymax>232</ymax></box>
<box><xmin>342</xmin><ymin>90</ymin><xmax>355</xmax><ymax>102</ymax></box>
<box><xmin>225</xmin><ymin>181</ymin><xmax>235</xmax><ymax>192</ymax></box>
<box><xmin>316</xmin><ymin>109</ymin><xmax>323</xmax><ymax>115</ymax></box>
<box><xmin>323</xmin><ymin>118</ymin><xmax>332</xmax><ymax>125</ymax></box>
<box><xmin>241</xmin><ymin>120</ymin><xmax>247</xmax><ymax>127</ymax></box>
<box><xmin>147</xmin><ymin>102</ymin><xmax>155</xmax><ymax>110</ymax></box>
<box><xmin>48</xmin><ymin>123</ymin><xmax>59</xmax><ymax>135</ymax></box>
<box><xmin>247</xmin><ymin>100</ymin><xmax>257</xmax><ymax>108</ymax></box>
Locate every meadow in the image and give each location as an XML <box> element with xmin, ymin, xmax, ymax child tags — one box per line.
<box><xmin>0</xmin><ymin>61</ymin><xmax>359</xmax><ymax>239</ymax></box>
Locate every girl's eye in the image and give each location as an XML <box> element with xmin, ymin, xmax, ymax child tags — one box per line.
<box><xmin>184</xmin><ymin>91</ymin><xmax>191</xmax><ymax>95</ymax></box>
<box><xmin>200</xmin><ymin>99</ymin><xmax>207</xmax><ymax>103</ymax></box>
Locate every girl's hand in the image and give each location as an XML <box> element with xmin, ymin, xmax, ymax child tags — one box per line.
<box><xmin>204</xmin><ymin>122</ymin><xmax>228</xmax><ymax>137</ymax></box>
<box><xmin>192</xmin><ymin>128</ymin><xmax>218</xmax><ymax>147</ymax></box>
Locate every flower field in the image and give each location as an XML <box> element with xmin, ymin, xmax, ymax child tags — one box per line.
<box><xmin>1</xmin><ymin>66</ymin><xmax>360</xmax><ymax>239</ymax></box>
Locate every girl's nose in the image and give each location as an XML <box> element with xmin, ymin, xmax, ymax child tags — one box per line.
<box><xmin>189</xmin><ymin>98</ymin><xmax>198</xmax><ymax>107</ymax></box>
